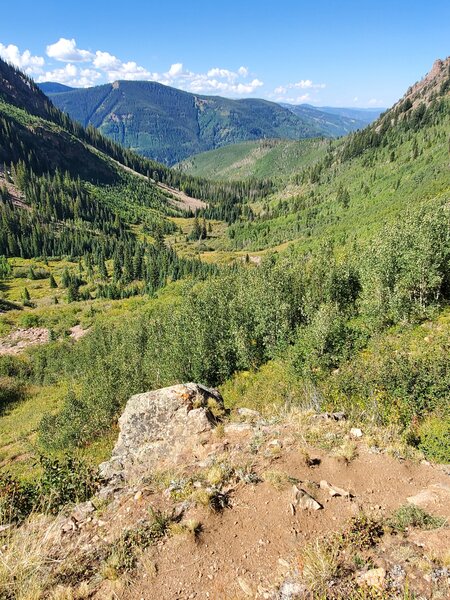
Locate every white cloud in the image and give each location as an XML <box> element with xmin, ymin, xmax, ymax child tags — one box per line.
<box><xmin>92</xmin><ymin>50</ymin><xmax>119</xmax><ymax>70</ymax></box>
<box><xmin>2</xmin><ymin>38</ymin><xmax>263</xmax><ymax>96</ymax></box>
<box><xmin>274</xmin><ymin>79</ymin><xmax>326</xmax><ymax>96</ymax></box>
<box><xmin>368</xmin><ymin>98</ymin><xmax>384</xmax><ymax>106</ymax></box>
<box><xmin>271</xmin><ymin>78</ymin><xmax>325</xmax><ymax>104</ymax></box>
<box><xmin>92</xmin><ymin>50</ymin><xmax>151</xmax><ymax>81</ymax></box>
<box><xmin>153</xmin><ymin>64</ymin><xmax>262</xmax><ymax>95</ymax></box>
<box><xmin>0</xmin><ymin>43</ymin><xmax>44</xmax><ymax>74</ymax></box>
<box><xmin>46</xmin><ymin>38</ymin><xmax>93</xmax><ymax>62</ymax></box>
<box><xmin>36</xmin><ymin>64</ymin><xmax>101</xmax><ymax>87</ymax></box>
<box><xmin>167</xmin><ymin>62</ymin><xmax>183</xmax><ymax>77</ymax></box>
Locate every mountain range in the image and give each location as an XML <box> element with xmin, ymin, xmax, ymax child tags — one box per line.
<box><xmin>40</xmin><ymin>80</ymin><xmax>379</xmax><ymax>165</ymax></box>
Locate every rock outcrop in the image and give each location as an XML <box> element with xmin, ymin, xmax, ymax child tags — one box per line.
<box><xmin>99</xmin><ymin>382</ymin><xmax>224</xmax><ymax>484</ymax></box>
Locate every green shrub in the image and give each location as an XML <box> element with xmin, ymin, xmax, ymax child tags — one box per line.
<box><xmin>37</xmin><ymin>455</ymin><xmax>100</xmax><ymax>514</ymax></box>
<box><xmin>388</xmin><ymin>504</ymin><xmax>446</xmax><ymax>532</ymax></box>
<box><xmin>0</xmin><ymin>455</ymin><xmax>99</xmax><ymax>523</ymax></box>
<box><xmin>19</xmin><ymin>313</ymin><xmax>41</xmax><ymax>328</ymax></box>
<box><xmin>417</xmin><ymin>416</ymin><xmax>450</xmax><ymax>463</ymax></box>
<box><xmin>0</xmin><ymin>472</ymin><xmax>36</xmax><ymax>524</ymax></box>
<box><xmin>0</xmin><ymin>376</ymin><xmax>24</xmax><ymax>414</ymax></box>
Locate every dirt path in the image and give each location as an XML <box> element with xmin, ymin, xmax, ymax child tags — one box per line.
<box><xmin>70</xmin><ymin>418</ymin><xmax>449</xmax><ymax>600</ymax></box>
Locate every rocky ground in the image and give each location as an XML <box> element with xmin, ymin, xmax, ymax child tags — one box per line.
<box><xmin>1</xmin><ymin>384</ymin><xmax>449</xmax><ymax>599</ymax></box>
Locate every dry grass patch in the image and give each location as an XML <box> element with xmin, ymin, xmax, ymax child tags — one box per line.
<box><xmin>0</xmin><ymin>514</ymin><xmax>61</xmax><ymax>599</ymax></box>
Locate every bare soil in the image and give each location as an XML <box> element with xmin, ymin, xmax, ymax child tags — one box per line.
<box><xmin>53</xmin><ymin>419</ymin><xmax>449</xmax><ymax>599</ymax></box>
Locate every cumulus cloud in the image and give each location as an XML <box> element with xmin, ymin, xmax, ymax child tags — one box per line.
<box><xmin>0</xmin><ymin>43</ymin><xmax>44</xmax><ymax>74</ymax></box>
<box><xmin>92</xmin><ymin>50</ymin><xmax>152</xmax><ymax>81</ymax></box>
<box><xmin>274</xmin><ymin>79</ymin><xmax>326</xmax><ymax>96</ymax></box>
<box><xmin>1</xmin><ymin>38</ymin><xmax>263</xmax><ymax>95</ymax></box>
<box><xmin>271</xmin><ymin>78</ymin><xmax>326</xmax><ymax>104</ymax></box>
<box><xmin>46</xmin><ymin>38</ymin><xmax>93</xmax><ymax>62</ymax></box>
<box><xmin>154</xmin><ymin>63</ymin><xmax>262</xmax><ymax>95</ymax></box>
<box><xmin>36</xmin><ymin>64</ymin><xmax>101</xmax><ymax>87</ymax></box>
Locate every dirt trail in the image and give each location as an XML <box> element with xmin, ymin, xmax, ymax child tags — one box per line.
<box><xmin>74</xmin><ymin>419</ymin><xmax>450</xmax><ymax>600</ymax></box>
<box><xmin>123</xmin><ymin>443</ymin><xmax>449</xmax><ymax>599</ymax></box>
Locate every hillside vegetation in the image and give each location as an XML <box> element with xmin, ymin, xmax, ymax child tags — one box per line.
<box><xmin>0</xmin><ymin>57</ymin><xmax>449</xmax><ymax>600</ymax></box>
<box><xmin>44</xmin><ymin>80</ymin><xmax>373</xmax><ymax>165</ymax></box>
<box><xmin>178</xmin><ymin>138</ymin><xmax>329</xmax><ymax>180</ymax></box>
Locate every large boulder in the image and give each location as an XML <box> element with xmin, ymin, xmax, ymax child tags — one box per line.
<box><xmin>99</xmin><ymin>383</ymin><xmax>224</xmax><ymax>483</ymax></box>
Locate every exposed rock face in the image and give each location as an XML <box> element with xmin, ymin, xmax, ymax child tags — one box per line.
<box><xmin>99</xmin><ymin>383</ymin><xmax>224</xmax><ymax>484</ymax></box>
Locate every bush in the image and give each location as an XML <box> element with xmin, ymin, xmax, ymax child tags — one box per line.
<box><xmin>0</xmin><ymin>455</ymin><xmax>99</xmax><ymax>524</ymax></box>
<box><xmin>0</xmin><ymin>473</ymin><xmax>36</xmax><ymax>524</ymax></box>
<box><xmin>0</xmin><ymin>376</ymin><xmax>24</xmax><ymax>415</ymax></box>
<box><xmin>37</xmin><ymin>455</ymin><xmax>100</xmax><ymax>514</ymax></box>
<box><xmin>19</xmin><ymin>313</ymin><xmax>41</xmax><ymax>328</ymax></box>
<box><xmin>388</xmin><ymin>504</ymin><xmax>446</xmax><ymax>532</ymax></box>
<box><xmin>292</xmin><ymin>303</ymin><xmax>360</xmax><ymax>377</ymax></box>
<box><xmin>417</xmin><ymin>416</ymin><xmax>450</xmax><ymax>463</ymax></box>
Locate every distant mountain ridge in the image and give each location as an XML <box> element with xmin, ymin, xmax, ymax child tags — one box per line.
<box><xmin>39</xmin><ymin>82</ymin><xmax>75</xmax><ymax>94</ymax></box>
<box><xmin>40</xmin><ymin>80</ymin><xmax>378</xmax><ymax>165</ymax></box>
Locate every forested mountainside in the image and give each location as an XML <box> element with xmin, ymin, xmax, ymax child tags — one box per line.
<box><xmin>0</xmin><ymin>56</ymin><xmax>449</xmax><ymax>600</ymax></box>
<box><xmin>43</xmin><ymin>79</ymin><xmax>370</xmax><ymax>165</ymax></box>
<box><xmin>178</xmin><ymin>138</ymin><xmax>330</xmax><ymax>180</ymax></box>
<box><xmin>280</xmin><ymin>103</ymin><xmax>371</xmax><ymax>135</ymax></box>
<box><xmin>189</xmin><ymin>59</ymin><xmax>450</xmax><ymax>254</ymax></box>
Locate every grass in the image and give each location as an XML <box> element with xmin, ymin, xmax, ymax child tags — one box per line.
<box><xmin>262</xmin><ymin>469</ymin><xmax>294</xmax><ymax>490</ymax></box>
<box><xmin>300</xmin><ymin>538</ymin><xmax>340</xmax><ymax>595</ymax></box>
<box><xmin>0</xmin><ymin>513</ymin><xmax>59</xmax><ymax>600</ymax></box>
<box><xmin>0</xmin><ymin>382</ymin><xmax>66</xmax><ymax>480</ymax></box>
<box><xmin>334</xmin><ymin>440</ymin><xmax>359</xmax><ymax>465</ymax></box>
<box><xmin>388</xmin><ymin>505</ymin><xmax>447</xmax><ymax>532</ymax></box>
<box><xmin>179</xmin><ymin>138</ymin><xmax>329</xmax><ymax>181</ymax></box>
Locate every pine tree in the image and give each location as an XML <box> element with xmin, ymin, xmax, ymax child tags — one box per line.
<box><xmin>22</xmin><ymin>287</ymin><xmax>31</xmax><ymax>305</ymax></box>
<box><xmin>61</xmin><ymin>267</ymin><xmax>70</xmax><ymax>288</ymax></box>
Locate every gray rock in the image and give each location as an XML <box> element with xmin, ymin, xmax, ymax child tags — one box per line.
<box><xmin>279</xmin><ymin>580</ymin><xmax>307</xmax><ymax>599</ymax></box>
<box><xmin>319</xmin><ymin>480</ymin><xmax>353</xmax><ymax>498</ymax></box>
<box><xmin>100</xmin><ymin>383</ymin><xmax>224</xmax><ymax>483</ymax></box>
<box><xmin>314</xmin><ymin>411</ymin><xmax>347</xmax><ymax>421</ymax></box>
<box><xmin>71</xmin><ymin>500</ymin><xmax>95</xmax><ymax>523</ymax></box>
<box><xmin>292</xmin><ymin>485</ymin><xmax>323</xmax><ymax>510</ymax></box>
<box><xmin>224</xmin><ymin>422</ymin><xmax>254</xmax><ymax>434</ymax></box>
<box><xmin>350</xmin><ymin>427</ymin><xmax>363</xmax><ymax>438</ymax></box>
<box><xmin>237</xmin><ymin>407</ymin><xmax>261</xmax><ymax>419</ymax></box>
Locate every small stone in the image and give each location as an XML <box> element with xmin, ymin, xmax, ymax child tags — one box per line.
<box><xmin>350</xmin><ymin>427</ymin><xmax>363</xmax><ymax>438</ymax></box>
<box><xmin>292</xmin><ymin>485</ymin><xmax>322</xmax><ymax>510</ymax></box>
<box><xmin>134</xmin><ymin>490</ymin><xmax>142</xmax><ymax>501</ymax></box>
<box><xmin>314</xmin><ymin>411</ymin><xmax>346</xmax><ymax>421</ymax></box>
<box><xmin>319</xmin><ymin>480</ymin><xmax>352</xmax><ymax>498</ymax></box>
<box><xmin>237</xmin><ymin>577</ymin><xmax>253</xmax><ymax>596</ymax></box>
<box><xmin>237</xmin><ymin>407</ymin><xmax>261</xmax><ymax>419</ymax></box>
<box><xmin>71</xmin><ymin>501</ymin><xmax>95</xmax><ymax>522</ymax></box>
<box><xmin>224</xmin><ymin>423</ymin><xmax>254</xmax><ymax>434</ymax></box>
<box><xmin>269</xmin><ymin>439</ymin><xmax>283</xmax><ymax>448</ymax></box>
<box><xmin>357</xmin><ymin>567</ymin><xmax>386</xmax><ymax>588</ymax></box>
<box><xmin>279</xmin><ymin>580</ymin><xmax>308</xmax><ymax>599</ymax></box>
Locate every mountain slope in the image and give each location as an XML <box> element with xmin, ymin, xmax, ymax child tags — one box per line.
<box><xmin>218</xmin><ymin>57</ymin><xmax>450</xmax><ymax>252</ymax></box>
<box><xmin>314</xmin><ymin>105</ymin><xmax>384</xmax><ymax>123</ymax></box>
<box><xmin>178</xmin><ymin>138</ymin><xmax>329</xmax><ymax>180</ymax></box>
<box><xmin>280</xmin><ymin>103</ymin><xmax>371</xmax><ymax>135</ymax></box>
<box><xmin>44</xmin><ymin>80</ymin><xmax>350</xmax><ymax>165</ymax></box>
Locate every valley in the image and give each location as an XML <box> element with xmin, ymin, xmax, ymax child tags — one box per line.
<box><xmin>0</xmin><ymin>43</ymin><xmax>449</xmax><ymax>600</ymax></box>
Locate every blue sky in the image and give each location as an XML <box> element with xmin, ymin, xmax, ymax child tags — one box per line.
<box><xmin>1</xmin><ymin>0</ymin><xmax>449</xmax><ymax>107</ymax></box>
